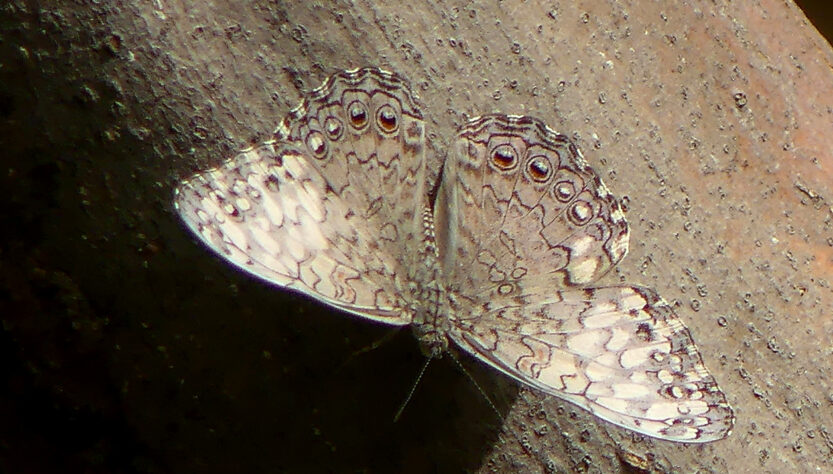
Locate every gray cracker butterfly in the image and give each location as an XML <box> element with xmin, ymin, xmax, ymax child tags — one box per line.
<box><xmin>174</xmin><ymin>67</ymin><xmax>734</xmax><ymax>442</ymax></box>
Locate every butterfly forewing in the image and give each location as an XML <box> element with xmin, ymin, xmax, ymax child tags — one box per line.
<box><xmin>174</xmin><ymin>68</ymin><xmax>430</xmax><ymax>324</ymax></box>
<box><xmin>447</xmin><ymin>286</ymin><xmax>734</xmax><ymax>442</ymax></box>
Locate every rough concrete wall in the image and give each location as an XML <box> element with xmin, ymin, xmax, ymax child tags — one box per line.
<box><xmin>1</xmin><ymin>1</ymin><xmax>832</xmax><ymax>472</ymax></box>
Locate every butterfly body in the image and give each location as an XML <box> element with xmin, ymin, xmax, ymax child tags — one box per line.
<box><xmin>174</xmin><ymin>67</ymin><xmax>733</xmax><ymax>442</ymax></box>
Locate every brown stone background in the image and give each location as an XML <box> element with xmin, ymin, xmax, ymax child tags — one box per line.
<box><xmin>2</xmin><ymin>1</ymin><xmax>833</xmax><ymax>472</ymax></box>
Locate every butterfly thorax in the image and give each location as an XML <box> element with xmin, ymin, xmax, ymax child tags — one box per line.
<box><xmin>411</xmin><ymin>299</ymin><xmax>449</xmax><ymax>359</ymax></box>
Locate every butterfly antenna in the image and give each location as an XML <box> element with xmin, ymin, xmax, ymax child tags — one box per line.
<box><xmin>393</xmin><ymin>357</ymin><xmax>431</xmax><ymax>422</ymax></box>
<box><xmin>447</xmin><ymin>351</ymin><xmax>505</xmax><ymax>423</ymax></box>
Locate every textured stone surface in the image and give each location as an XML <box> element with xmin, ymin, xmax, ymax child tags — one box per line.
<box><xmin>1</xmin><ymin>1</ymin><xmax>832</xmax><ymax>472</ymax></box>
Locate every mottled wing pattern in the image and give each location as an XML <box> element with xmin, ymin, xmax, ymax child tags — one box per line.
<box><xmin>275</xmin><ymin>69</ymin><xmax>430</xmax><ymax>283</ymax></box>
<box><xmin>174</xmin><ymin>68</ymin><xmax>427</xmax><ymax>324</ymax></box>
<box><xmin>435</xmin><ymin>115</ymin><xmax>629</xmax><ymax>302</ymax></box>
<box><xmin>437</xmin><ymin>114</ymin><xmax>733</xmax><ymax>442</ymax></box>
<box><xmin>449</xmin><ymin>286</ymin><xmax>734</xmax><ymax>442</ymax></box>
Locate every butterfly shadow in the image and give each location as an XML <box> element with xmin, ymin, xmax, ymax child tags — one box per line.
<box><xmin>265</xmin><ymin>298</ymin><xmax>522</xmax><ymax>472</ymax></box>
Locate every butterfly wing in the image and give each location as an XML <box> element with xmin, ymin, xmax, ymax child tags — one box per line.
<box><xmin>448</xmin><ymin>286</ymin><xmax>734</xmax><ymax>442</ymax></box>
<box><xmin>174</xmin><ymin>68</ymin><xmax>428</xmax><ymax>324</ymax></box>
<box><xmin>436</xmin><ymin>115</ymin><xmax>733</xmax><ymax>441</ymax></box>
<box><xmin>435</xmin><ymin>114</ymin><xmax>629</xmax><ymax>301</ymax></box>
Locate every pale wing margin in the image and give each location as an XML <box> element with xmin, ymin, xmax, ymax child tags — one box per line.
<box><xmin>174</xmin><ymin>142</ymin><xmax>412</xmax><ymax>325</ymax></box>
<box><xmin>448</xmin><ymin>286</ymin><xmax>734</xmax><ymax>442</ymax></box>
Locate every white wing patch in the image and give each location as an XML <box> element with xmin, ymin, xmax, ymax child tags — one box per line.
<box><xmin>175</xmin><ymin>142</ymin><xmax>412</xmax><ymax>324</ymax></box>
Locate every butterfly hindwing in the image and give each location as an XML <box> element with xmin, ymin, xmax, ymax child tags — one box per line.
<box><xmin>276</xmin><ymin>68</ymin><xmax>430</xmax><ymax>283</ymax></box>
<box><xmin>434</xmin><ymin>114</ymin><xmax>630</xmax><ymax>301</ymax></box>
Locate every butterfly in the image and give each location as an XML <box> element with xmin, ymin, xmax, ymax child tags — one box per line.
<box><xmin>174</xmin><ymin>67</ymin><xmax>734</xmax><ymax>442</ymax></box>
